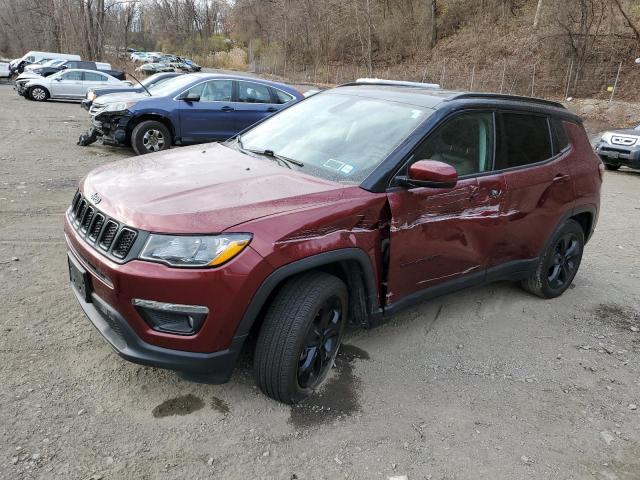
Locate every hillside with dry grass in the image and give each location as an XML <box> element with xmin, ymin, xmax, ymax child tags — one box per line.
<box><xmin>237</xmin><ymin>0</ymin><xmax>640</xmax><ymax>101</ymax></box>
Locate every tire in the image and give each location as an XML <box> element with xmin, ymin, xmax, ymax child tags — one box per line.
<box><xmin>604</xmin><ymin>163</ymin><xmax>620</xmax><ymax>171</ymax></box>
<box><xmin>131</xmin><ymin>120</ymin><xmax>171</xmax><ymax>155</ymax></box>
<box><xmin>254</xmin><ymin>272</ymin><xmax>348</xmax><ymax>404</ymax></box>
<box><xmin>521</xmin><ymin>219</ymin><xmax>585</xmax><ymax>299</ymax></box>
<box><xmin>29</xmin><ymin>86</ymin><xmax>49</xmax><ymax>102</ymax></box>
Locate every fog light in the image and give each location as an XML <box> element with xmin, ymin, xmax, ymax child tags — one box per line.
<box><xmin>132</xmin><ymin>299</ymin><xmax>208</xmax><ymax>335</ymax></box>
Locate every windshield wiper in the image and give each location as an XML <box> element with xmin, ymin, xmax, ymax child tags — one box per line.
<box><xmin>236</xmin><ymin>136</ymin><xmax>303</xmax><ymax>168</ymax></box>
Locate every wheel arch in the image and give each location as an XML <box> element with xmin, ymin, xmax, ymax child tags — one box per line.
<box><xmin>128</xmin><ymin>113</ymin><xmax>176</xmax><ymax>143</ymax></box>
<box><xmin>541</xmin><ymin>205</ymin><xmax>597</xmax><ymax>257</ymax></box>
<box><xmin>570</xmin><ymin>205</ymin><xmax>597</xmax><ymax>244</ymax></box>
<box><xmin>236</xmin><ymin>248</ymin><xmax>382</xmax><ymax>342</ymax></box>
<box><xmin>28</xmin><ymin>84</ymin><xmax>49</xmax><ymax>98</ymax></box>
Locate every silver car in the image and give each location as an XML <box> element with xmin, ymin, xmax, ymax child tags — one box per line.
<box><xmin>21</xmin><ymin>69</ymin><xmax>124</xmax><ymax>102</ymax></box>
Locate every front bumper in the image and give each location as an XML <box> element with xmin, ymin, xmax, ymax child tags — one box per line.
<box><xmin>595</xmin><ymin>143</ymin><xmax>640</xmax><ymax>168</ymax></box>
<box><xmin>91</xmin><ymin>111</ymin><xmax>132</xmax><ymax>146</ymax></box>
<box><xmin>64</xmin><ymin>212</ymin><xmax>272</xmax><ymax>376</ymax></box>
<box><xmin>14</xmin><ymin>82</ymin><xmax>28</xmax><ymax>96</ymax></box>
<box><xmin>69</xmin><ymin>251</ymin><xmax>244</xmax><ymax>379</ymax></box>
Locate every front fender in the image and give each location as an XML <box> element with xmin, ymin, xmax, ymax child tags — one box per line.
<box><xmin>233</xmin><ymin>248</ymin><xmax>381</xmax><ymax>339</ymax></box>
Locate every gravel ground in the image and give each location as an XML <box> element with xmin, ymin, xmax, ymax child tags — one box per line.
<box><xmin>1</xmin><ymin>82</ymin><xmax>639</xmax><ymax>480</ymax></box>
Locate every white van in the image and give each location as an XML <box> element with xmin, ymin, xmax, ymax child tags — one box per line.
<box><xmin>0</xmin><ymin>61</ymin><xmax>10</xmax><ymax>78</ymax></box>
<box><xmin>9</xmin><ymin>51</ymin><xmax>81</xmax><ymax>74</ymax></box>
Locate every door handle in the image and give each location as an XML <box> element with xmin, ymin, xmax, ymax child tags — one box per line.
<box><xmin>266</xmin><ymin>107</ymin><xmax>277</xmax><ymax>112</ymax></box>
<box><xmin>221</xmin><ymin>106</ymin><xmax>234</xmax><ymax>112</ymax></box>
<box><xmin>553</xmin><ymin>174</ymin><xmax>570</xmax><ymax>183</ymax></box>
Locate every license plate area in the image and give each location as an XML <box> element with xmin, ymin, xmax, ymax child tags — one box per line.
<box><xmin>68</xmin><ymin>253</ymin><xmax>92</xmax><ymax>302</ymax></box>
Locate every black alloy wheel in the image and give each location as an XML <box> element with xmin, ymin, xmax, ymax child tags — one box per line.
<box><xmin>546</xmin><ymin>232</ymin><xmax>580</xmax><ymax>290</ymax></box>
<box><xmin>297</xmin><ymin>294</ymin><xmax>343</xmax><ymax>389</ymax></box>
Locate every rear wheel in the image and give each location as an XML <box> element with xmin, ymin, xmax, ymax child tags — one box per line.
<box><xmin>604</xmin><ymin>163</ymin><xmax>620</xmax><ymax>171</ymax></box>
<box><xmin>29</xmin><ymin>86</ymin><xmax>49</xmax><ymax>102</ymax></box>
<box><xmin>521</xmin><ymin>219</ymin><xmax>584</xmax><ymax>299</ymax></box>
<box><xmin>131</xmin><ymin>120</ymin><xmax>171</xmax><ymax>155</ymax></box>
<box><xmin>254</xmin><ymin>272</ymin><xmax>348</xmax><ymax>404</ymax></box>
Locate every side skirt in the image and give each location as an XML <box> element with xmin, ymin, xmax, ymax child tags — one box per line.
<box><xmin>372</xmin><ymin>258</ymin><xmax>538</xmax><ymax>326</ymax></box>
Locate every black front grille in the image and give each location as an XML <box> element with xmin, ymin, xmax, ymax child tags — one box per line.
<box><xmin>81</xmin><ymin>207</ymin><xmax>94</xmax><ymax>232</ymax></box>
<box><xmin>88</xmin><ymin>213</ymin><xmax>105</xmax><ymax>242</ymax></box>
<box><xmin>75</xmin><ymin>200</ymin><xmax>87</xmax><ymax>224</ymax></box>
<box><xmin>99</xmin><ymin>220</ymin><xmax>119</xmax><ymax>250</ymax></box>
<box><xmin>112</xmin><ymin>229</ymin><xmax>137</xmax><ymax>259</ymax></box>
<box><xmin>68</xmin><ymin>191</ymin><xmax>138</xmax><ymax>261</ymax></box>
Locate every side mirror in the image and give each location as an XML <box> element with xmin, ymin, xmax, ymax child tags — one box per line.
<box><xmin>181</xmin><ymin>92</ymin><xmax>200</xmax><ymax>102</ymax></box>
<box><xmin>60</xmin><ymin>65</ymin><xmax>68</xmax><ymax>69</ymax></box>
<box><xmin>399</xmin><ymin>160</ymin><xmax>458</xmax><ymax>189</ymax></box>
<box><xmin>54</xmin><ymin>77</ymin><xmax>62</xmax><ymax>81</ymax></box>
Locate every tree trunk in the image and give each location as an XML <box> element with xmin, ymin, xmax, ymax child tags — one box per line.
<box><xmin>533</xmin><ymin>0</ymin><xmax>543</xmax><ymax>29</ymax></box>
<box><xmin>429</xmin><ymin>0</ymin><xmax>437</xmax><ymax>49</ymax></box>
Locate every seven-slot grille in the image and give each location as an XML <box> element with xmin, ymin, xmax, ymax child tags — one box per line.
<box><xmin>68</xmin><ymin>191</ymin><xmax>138</xmax><ymax>261</ymax></box>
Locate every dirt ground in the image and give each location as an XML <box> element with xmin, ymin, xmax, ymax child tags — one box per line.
<box><xmin>1</xmin><ymin>82</ymin><xmax>640</xmax><ymax>480</ymax></box>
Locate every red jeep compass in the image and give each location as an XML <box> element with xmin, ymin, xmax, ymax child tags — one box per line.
<box><xmin>65</xmin><ymin>81</ymin><xmax>602</xmax><ymax>404</ymax></box>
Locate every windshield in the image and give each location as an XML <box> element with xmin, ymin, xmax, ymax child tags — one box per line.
<box><xmin>142</xmin><ymin>75</ymin><xmax>196</xmax><ymax>97</ymax></box>
<box><xmin>235</xmin><ymin>92</ymin><xmax>432</xmax><ymax>183</ymax></box>
<box><xmin>142</xmin><ymin>74</ymin><xmax>172</xmax><ymax>89</ymax></box>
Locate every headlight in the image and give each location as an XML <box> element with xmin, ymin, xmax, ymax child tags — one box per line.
<box><xmin>601</xmin><ymin>132</ymin><xmax>613</xmax><ymax>144</ymax></box>
<box><xmin>87</xmin><ymin>91</ymin><xmax>97</xmax><ymax>101</ymax></box>
<box><xmin>139</xmin><ymin>234</ymin><xmax>252</xmax><ymax>268</ymax></box>
<box><xmin>103</xmin><ymin>101</ymin><xmax>137</xmax><ymax>113</ymax></box>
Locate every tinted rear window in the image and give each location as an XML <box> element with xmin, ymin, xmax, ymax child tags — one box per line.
<box><xmin>551</xmin><ymin>118</ymin><xmax>570</xmax><ymax>152</ymax></box>
<box><xmin>275</xmin><ymin>90</ymin><xmax>294</xmax><ymax>104</ymax></box>
<box><xmin>496</xmin><ymin>113</ymin><xmax>552</xmax><ymax>169</ymax></box>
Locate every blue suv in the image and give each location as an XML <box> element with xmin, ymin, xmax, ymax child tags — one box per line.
<box><xmin>82</xmin><ymin>73</ymin><xmax>303</xmax><ymax>155</ymax></box>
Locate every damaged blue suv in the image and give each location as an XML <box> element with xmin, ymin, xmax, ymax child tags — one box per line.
<box><xmin>79</xmin><ymin>73</ymin><xmax>303</xmax><ymax>155</ymax></box>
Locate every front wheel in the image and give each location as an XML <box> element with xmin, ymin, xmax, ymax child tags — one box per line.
<box><xmin>521</xmin><ymin>219</ymin><xmax>584</xmax><ymax>299</ymax></box>
<box><xmin>604</xmin><ymin>163</ymin><xmax>620</xmax><ymax>171</ymax></box>
<box><xmin>29</xmin><ymin>86</ymin><xmax>49</xmax><ymax>102</ymax></box>
<box><xmin>131</xmin><ymin>120</ymin><xmax>171</xmax><ymax>155</ymax></box>
<box><xmin>254</xmin><ymin>272</ymin><xmax>348</xmax><ymax>404</ymax></box>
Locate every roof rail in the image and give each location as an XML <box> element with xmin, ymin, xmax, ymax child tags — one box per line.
<box><xmin>340</xmin><ymin>78</ymin><xmax>440</xmax><ymax>89</ymax></box>
<box><xmin>452</xmin><ymin>92</ymin><xmax>565</xmax><ymax>109</ymax></box>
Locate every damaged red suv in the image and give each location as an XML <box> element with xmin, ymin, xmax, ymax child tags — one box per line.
<box><xmin>65</xmin><ymin>80</ymin><xmax>602</xmax><ymax>404</ymax></box>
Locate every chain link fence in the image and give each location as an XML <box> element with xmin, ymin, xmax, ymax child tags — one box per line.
<box><xmin>254</xmin><ymin>56</ymin><xmax>640</xmax><ymax>102</ymax></box>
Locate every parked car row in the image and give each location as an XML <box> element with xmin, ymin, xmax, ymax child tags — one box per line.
<box><xmin>128</xmin><ymin>48</ymin><xmax>201</xmax><ymax>74</ymax></box>
<box><xmin>78</xmin><ymin>73</ymin><xmax>303</xmax><ymax>155</ymax></box>
<box><xmin>14</xmin><ymin>69</ymin><xmax>126</xmax><ymax>101</ymax></box>
<box><xmin>8</xmin><ymin>51</ymin><xmax>81</xmax><ymax>74</ymax></box>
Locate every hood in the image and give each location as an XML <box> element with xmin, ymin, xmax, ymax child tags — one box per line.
<box><xmin>606</xmin><ymin>128</ymin><xmax>640</xmax><ymax>137</ymax></box>
<box><xmin>94</xmin><ymin>91</ymin><xmax>149</xmax><ymax>106</ymax></box>
<box><xmin>81</xmin><ymin>143</ymin><xmax>347</xmax><ymax>233</ymax></box>
<box><xmin>16</xmin><ymin>72</ymin><xmax>41</xmax><ymax>81</ymax></box>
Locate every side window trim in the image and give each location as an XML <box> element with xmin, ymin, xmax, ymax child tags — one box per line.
<box><xmin>388</xmin><ymin>108</ymin><xmax>498</xmax><ymax>188</ymax></box>
<box><xmin>234</xmin><ymin>79</ymin><xmax>277</xmax><ymax>105</ymax></box>
<box><xmin>173</xmin><ymin>79</ymin><xmax>233</xmax><ymax>103</ymax></box>
<box><xmin>272</xmin><ymin>86</ymin><xmax>295</xmax><ymax>104</ymax></box>
<box><xmin>199</xmin><ymin>79</ymin><xmax>233</xmax><ymax>103</ymax></box>
<box><xmin>551</xmin><ymin>117</ymin><xmax>572</xmax><ymax>155</ymax></box>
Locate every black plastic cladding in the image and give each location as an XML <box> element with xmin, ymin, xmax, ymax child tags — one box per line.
<box><xmin>68</xmin><ymin>191</ymin><xmax>148</xmax><ymax>263</ymax></box>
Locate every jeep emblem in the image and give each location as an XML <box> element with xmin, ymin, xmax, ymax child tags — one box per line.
<box><xmin>90</xmin><ymin>192</ymin><xmax>102</xmax><ymax>204</ymax></box>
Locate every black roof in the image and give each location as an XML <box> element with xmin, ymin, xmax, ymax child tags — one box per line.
<box><xmin>334</xmin><ymin>82</ymin><xmax>578</xmax><ymax>121</ymax></box>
